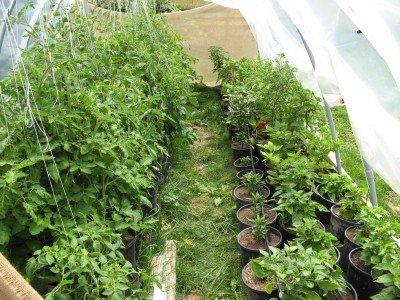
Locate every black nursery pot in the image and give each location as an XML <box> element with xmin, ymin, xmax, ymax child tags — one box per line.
<box><xmin>330</xmin><ymin>204</ymin><xmax>360</xmax><ymax>243</ymax></box>
<box><xmin>312</xmin><ymin>185</ymin><xmax>336</xmax><ymax>225</ymax></box>
<box><xmin>264</xmin><ymin>177</ymin><xmax>276</xmax><ymax>198</ymax></box>
<box><xmin>233</xmin><ymin>156</ymin><xmax>260</xmax><ymax>173</ymax></box>
<box><xmin>120</xmin><ymin>234</ymin><xmax>139</xmax><ymax>270</ymax></box>
<box><xmin>227</xmin><ymin>125</ymin><xmax>239</xmax><ymax>140</ymax></box>
<box><xmin>233</xmin><ymin>184</ymin><xmax>271</xmax><ymax>209</ymax></box>
<box><xmin>236</xmin><ymin>204</ymin><xmax>277</xmax><ymax>230</ymax></box>
<box><xmin>121</xmin><ymin>273</ymin><xmax>141</xmax><ymax>298</ymax></box>
<box><xmin>119</xmin><ymin>235</ymin><xmax>140</xmax><ymax>297</ymax></box>
<box><xmin>278</xmin><ymin>219</ymin><xmax>296</xmax><ymax>243</ymax></box>
<box><xmin>242</xmin><ymin>262</ymin><xmax>279</xmax><ymax>300</ymax></box>
<box><xmin>347</xmin><ymin>247</ymin><xmax>383</xmax><ymax>300</ymax></box>
<box><xmin>143</xmin><ymin>204</ymin><xmax>161</xmax><ymax>242</ymax></box>
<box><xmin>331</xmin><ymin>281</ymin><xmax>358</xmax><ymax>300</ymax></box>
<box><xmin>338</xmin><ymin>225</ymin><xmax>361</xmax><ymax>271</ymax></box>
<box><xmin>231</xmin><ymin>142</ymin><xmax>251</xmax><ymax>161</ymax></box>
<box><xmin>237</xmin><ymin>226</ymin><xmax>282</xmax><ymax>267</ymax></box>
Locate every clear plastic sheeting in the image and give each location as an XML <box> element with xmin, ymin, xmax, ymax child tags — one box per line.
<box><xmin>209</xmin><ymin>0</ymin><xmax>400</xmax><ymax>196</ymax></box>
<box><xmin>0</xmin><ymin>0</ymin><xmax>68</xmax><ymax>79</ymax></box>
<box><xmin>337</xmin><ymin>0</ymin><xmax>400</xmax><ymax>88</ymax></box>
<box><xmin>210</xmin><ymin>0</ymin><xmax>341</xmax><ymax>106</ymax></box>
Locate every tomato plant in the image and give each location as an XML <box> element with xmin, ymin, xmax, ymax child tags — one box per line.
<box><xmin>0</xmin><ymin>3</ymin><xmax>196</xmax><ymax>296</ymax></box>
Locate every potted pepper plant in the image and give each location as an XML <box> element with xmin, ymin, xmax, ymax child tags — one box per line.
<box><xmin>233</xmin><ymin>172</ymin><xmax>270</xmax><ymax>208</ymax></box>
<box><xmin>243</xmin><ymin>242</ymin><xmax>354</xmax><ymax>300</ymax></box>
<box><xmin>233</xmin><ymin>155</ymin><xmax>259</xmax><ymax>173</ymax></box>
<box><xmin>314</xmin><ymin>173</ymin><xmax>363</xmax><ymax>225</ymax></box>
<box><xmin>330</xmin><ymin>197</ymin><xmax>365</xmax><ymax>243</ymax></box>
<box><xmin>347</xmin><ymin>209</ymin><xmax>399</xmax><ymax>299</ymax></box>
<box><xmin>236</xmin><ymin>192</ymin><xmax>277</xmax><ymax>230</ymax></box>
<box><xmin>274</xmin><ymin>188</ymin><xmax>326</xmax><ymax>242</ymax></box>
<box><xmin>237</xmin><ymin>215</ymin><xmax>282</xmax><ymax>267</ymax></box>
<box><xmin>291</xmin><ymin>218</ymin><xmax>340</xmax><ymax>264</ymax></box>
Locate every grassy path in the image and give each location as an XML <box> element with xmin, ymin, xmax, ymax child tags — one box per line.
<box><xmin>143</xmin><ymin>85</ymin><xmax>247</xmax><ymax>299</ymax></box>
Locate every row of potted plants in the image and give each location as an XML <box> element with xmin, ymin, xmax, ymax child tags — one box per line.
<box><xmin>210</xmin><ymin>46</ymin><xmax>399</xmax><ymax>299</ymax></box>
<box><xmin>0</xmin><ymin>4</ymin><xmax>196</xmax><ymax>299</ymax></box>
<box><xmin>232</xmin><ymin>161</ymin><xmax>354</xmax><ymax>299</ymax></box>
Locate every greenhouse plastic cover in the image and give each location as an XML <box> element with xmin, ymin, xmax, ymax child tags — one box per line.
<box><xmin>210</xmin><ymin>0</ymin><xmax>400</xmax><ymax>197</ymax></box>
<box><xmin>0</xmin><ymin>0</ymin><xmax>70</xmax><ymax>79</ymax></box>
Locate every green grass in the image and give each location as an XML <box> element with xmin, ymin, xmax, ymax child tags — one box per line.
<box><xmin>169</xmin><ymin>0</ymin><xmax>209</xmax><ymax>10</ymax></box>
<box><xmin>140</xmin><ymin>84</ymin><xmax>247</xmax><ymax>299</ymax></box>
<box><xmin>331</xmin><ymin>106</ymin><xmax>400</xmax><ymax>216</ymax></box>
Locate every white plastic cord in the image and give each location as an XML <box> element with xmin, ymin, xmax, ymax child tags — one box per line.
<box><xmin>0</xmin><ymin>91</ymin><xmax>9</xmax><ymax>136</ymax></box>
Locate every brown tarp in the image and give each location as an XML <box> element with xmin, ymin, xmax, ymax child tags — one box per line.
<box><xmin>164</xmin><ymin>3</ymin><xmax>258</xmax><ymax>82</ymax></box>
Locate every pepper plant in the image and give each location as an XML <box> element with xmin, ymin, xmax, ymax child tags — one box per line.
<box><xmin>249</xmin><ymin>192</ymin><xmax>267</xmax><ymax>214</ymax></box>
<box><xmin>274</xmin><ymin>189</ymin><xmax>326</xmax><ymax>226</ymax></box>
<box><xmin>249</xmin><ymin>215</ymin><xmax>268</xmax><ymax>242</ymax></box>
<box><xmin>251</xmin><ymin>243</ymin><xmax>346</xmax><ymax>299</ymax></box>
<box><xmin>336</xmin><ymin>198</ymin><xmax>365</xmax><ymax>221</ymax></box>
<box><xmin>352</xmin><ymin>206</ymin><xmax>400</xmax><ymax>299</ymax></box>
<box><xmin>242</xmin><ymin>172</ymin><xmax>264</xmax><ymax>195</ymax></box>
<box><xmin>237</xmin><ymin>156</ymin><xmax>252</xmax><ymax>167</ymax></box>
<box><xmin>291</xmin><ymin>218</ymin><xmax>339</xmax><ymax>254</ymax></box>
<box><xmin>317</xmin><ymin>173</ymin><xmax>365</xmax><ymax>203</ymax></box>
<box><xmin>269</xmin><ymin>153</ymin><xmax>319</xmax><ymax>195</ymax></box>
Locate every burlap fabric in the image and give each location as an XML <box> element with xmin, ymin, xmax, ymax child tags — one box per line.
<box><xmin>0</xmin><ymin>253</ymin><xmax>42</xmax><ymax>300</ymax></box>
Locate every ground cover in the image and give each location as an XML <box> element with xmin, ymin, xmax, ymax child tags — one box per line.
<box><xmin>141</xmin><ymin>84</ymin><xmax>247</xmax><ymax>299</ymax></box>
<box><xmin>168</xmin><ymin>0</ymin><xmax>208</xmax><ymax>10</ymax></box>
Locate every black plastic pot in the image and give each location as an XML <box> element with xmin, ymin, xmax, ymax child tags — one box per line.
<box><xmin>338</xmin><ymin>225</ymin><xmax>361</xmax><ymax>271</ymax></box>
<box><xmin>264</xmin><ymin>177</ymin><xmax>276</xmax><ymax>198</ymax></box>
<box><xmin>143</xmin><ymin>204</ymin><xmax>161</xmax><ymax>242</ymax></box>
<box><xmin>149</xmin><ymin>187</ymin><xmax>158</xmax><ymax>208</ymax></box>
<box><xmin>233</xmin><ymin>156</ymin><xmax>260</xmax><ymax>173</ymax></box>
<box><xmin>233</xmin><ymin>184</ymin><xmax>271</xmax><ymax>209</ymax></box>
<box><xmin>263</xmin><ymin>160</ymin><xmax>273</xmax><ymax>173</ymax></box>
<box><xmin>330</xmin><ymin>205</ymin><xmax>361</xmax><ymax>243</ymax></box>
<box><xmin>347</xmin><ymin>247</ymin><xmax>383</xmax><ymax>299</ymax></box>
<box><xmin>142</xmin><ymin>192</ymin><xmax>159</xmax><ymax>217</ymax></box>
<box><xmin>227</xmin><ymin>125</ymin><xmax>239</xmax><ymax>140</ymax></box>
<box><xmin>334</xmin><ymin>245</ymin><xmax>340</xmax><ymax>265</ymax></box>
<box><xmin>237</xmin><ymin>226</ymin><xmax>282</xmax><ymax>267</ymax></box>
<box><xmin>236</xmin><ymin>169</ymin><xmax>264</xmax><ymax>183</ymax></box>
<box><xmin>278</xmin><ymin>219</ymin><xmax>296</xmax><ymax>243</ymax></box>
<box><xmin>231</xmin><ymin>142</ymin><xmax>251</xmax><ymax>161</ymax></box>
<box><xmin>331</xmin><ymin>281</ymin><xmax>358</xmax><ymax>300</ymax></box>
<box><xmin>242</xmin><ymin>262</ymin><xmax>279</xmax><ymax>300</ymax></box>
<box><xmin>120</xmin><ymin>234</ymin><xmax>139</xmax><ymax>270</ymax></box>
<box><xmin>145</xmin><ymin>203</ymin><xmax>160</xmax><ymax>219</ymax></box>
<box><xmin>124</xmin><ymin>273</ymin><xmax>140</xmax><ymax>297</ymax></box>
<box><xmin>236</xmin><ymin>204</ymin><xmax>277</xmax><ymax>230</ymax></box>
<box><xmin>312</xmin><ymin>185</ymin><xmax>336</xmax><ymax>225</ymax></box>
